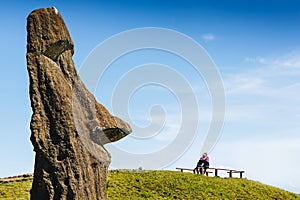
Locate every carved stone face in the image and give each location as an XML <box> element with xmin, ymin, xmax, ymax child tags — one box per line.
<box><xmin>27</xmin><ymin>8</ymin><xmax>131</xmax><ymax>199</ymax></box>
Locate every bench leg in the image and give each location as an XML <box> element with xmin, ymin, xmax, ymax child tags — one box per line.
<box><xmin>229</xmin><ymin>170</ymin><xmax>233</xmax><ymax>178</ymax></box>
<box><xmin>215</xmin><ymin>169</ymin><xmax>218</xmax><ymax>177</ymax></box>
<box><xmin>240</xmin><ymin>172</ymin><xmax>243</xmax><ymax>178</ymax></box>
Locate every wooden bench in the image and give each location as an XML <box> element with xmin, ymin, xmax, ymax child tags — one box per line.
<box><xmin>176</xmin><ymin>168</ymin><xmax>194</xmax><ymax>173</ymax></box>
<box><xmin>176</xmin><ymin>167</ymin><xmax>245</xmax><ymax>178</ymax></box>
<box><xmin>227</xmin><ymin>170</ymin><xmax>245</xmax><ymax>178</ymax></box>
<box><xmin>175</xmin><ymin>167</ymin><xmax>213</xmax><ymax>176</ymax></box>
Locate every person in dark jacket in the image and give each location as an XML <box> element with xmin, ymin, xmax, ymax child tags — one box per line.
<box><xmin>194</xmin><ymin>152</ymin><xmax>210</xmax><ymax>174</ymax></box>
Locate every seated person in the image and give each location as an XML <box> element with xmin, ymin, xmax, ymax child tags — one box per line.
<box><xmin>194</xmin><ymin>152</ymin><xmax>209</xmax><ymax>174</ymax></box>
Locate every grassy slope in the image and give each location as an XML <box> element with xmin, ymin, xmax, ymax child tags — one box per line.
<box><xmin>107</xmin><ymin>170</ymin><xmax>299</xmax><ymax>200</ymax></box>
<box><xmin>0</xmin><ymin>177</ymin><xmax>32</xmax><ymax>200</ymax></box>
<box><xmin>0</xmin><ymin>170</ymin><xmax>299</xmax><ymax>199</ymax></box>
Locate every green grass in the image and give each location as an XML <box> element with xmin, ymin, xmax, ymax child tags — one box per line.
<box><xmin>1</xmin><ymin>170</ymin><xmax>299</xmax><ymax>199</ymax></box>
<box><xmin>107</xmin><ymin>170</ymin><xmax>299</xmax><ymax>200</ymax></box>
<box><xmin>0</xmin><ymin>177</ymin><xmax>32</xmax><ymax>200</ymax></box>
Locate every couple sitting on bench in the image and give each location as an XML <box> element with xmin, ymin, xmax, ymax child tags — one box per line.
<box><xmin>194</xmin><ymin>152</ymin><xmax>209</xmax><ymax>174</ymax></box>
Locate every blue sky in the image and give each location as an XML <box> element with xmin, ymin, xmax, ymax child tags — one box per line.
<box><xmin>0</xmin><ymin>0</ymin><xmax>300</xmax><ymax>193</ymax></box>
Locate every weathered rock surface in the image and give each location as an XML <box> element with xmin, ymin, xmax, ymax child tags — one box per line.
<box><xmin>26</xmin><ymin>8</ymin><xmax>131</xmax><ymax>199</ymax></box>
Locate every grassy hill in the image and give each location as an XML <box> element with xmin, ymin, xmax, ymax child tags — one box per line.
<box><xmin>1</xmin><ymin>170</ymin><xmax>299</xmax><ymax>199</ymax></box>
<box><xmin>0</xmin><ymin>174</ymin><xmax>32</xmax><ymax>199</ymax></box>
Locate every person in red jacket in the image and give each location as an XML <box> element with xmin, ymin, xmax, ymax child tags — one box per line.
<box><xmin>194</xmin><ymin>152</ymin><xmax>210</xmax><ymax>174</ymax></box>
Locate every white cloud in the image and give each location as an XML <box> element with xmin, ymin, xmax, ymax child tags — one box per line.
<box><xmin>273</xmin><ymin>51</ymin><xmax>300</xmax><ymax>69</ymax></box>
<box><xmin>245</xmin><ymin>56</ymin><xmax>267</xmax><ymax>64</ymax></box>
<box><xmin>223</xmin><ymin>51</ymin><xmax>300</xmax><ymax>127</ymax></box>
<box><xmin>202</xmin><ymin>33</ymin><xmax>215</xmax><ymax>42</ymax></box>
<box><xmin>245</xmin><ymin>51</ymin><xmax>300</xmax><ymax>71</ymax></box>
<box><xmin>224</xmin><ymin>75</ymin><xmax>266</xmax><ymax>95</ymax></box>
<box><xmin>226</xmin><ymin>51</ymin><xmax>300</xmax><ymax>97</ymax></box>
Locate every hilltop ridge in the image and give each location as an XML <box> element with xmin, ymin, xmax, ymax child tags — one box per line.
<box><xmin>1</xmin><ymin>170</ymin><xmax>299</xmax><ymax>199</ymax></box>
